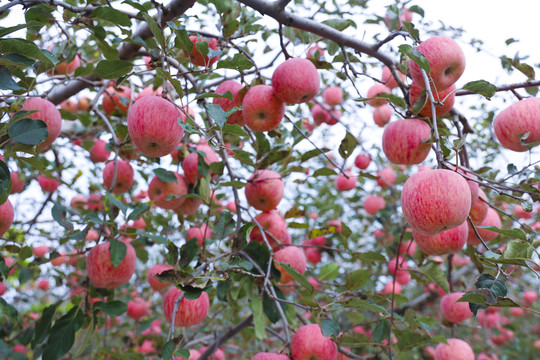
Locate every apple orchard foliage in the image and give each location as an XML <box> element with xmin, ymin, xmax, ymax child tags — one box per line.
<box><xmin>0</xmin><ymin>0</ymin><xmax>539</xmax><ymax>360</ymax></box>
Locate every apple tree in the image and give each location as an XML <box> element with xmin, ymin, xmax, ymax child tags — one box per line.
<box><xmin>0</xmin><ymin>0</ymin><xmax>539</xmax><ymax>359</ymax></box>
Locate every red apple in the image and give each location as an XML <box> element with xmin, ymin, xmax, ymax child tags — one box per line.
<box><xmin>401</xmin><ymin>169</ymin><xmax>471</xmax><ymax>236</ymax></box>
<box><xmin>413</xmin><ymin>221</ymin><xmax>468</xmax><ymax>256</ymax></box>
<box><xmin>409</xmin><ymin>82</ymin><xmax>456</xmax><ymax>117</ymax></box>
<box><xmin>523</xmin><ymin>289</ymin><xmax>538</xmax><ymax>306</ymax></box>
<box><xmin>249</xmin><ymin>211</ymin><xmax>290</xmax><ymax>251</ymax></box>
<box><xmin>182</xmin><ymin>143</ymin><xmax>220</xmax><ymax>184</ymax></box>
<box><xmin>274</xmin><ymin>246</ymin><xmax>307</xmax><ymax>283</ymax></box>
<box><xmin>78</xmin><ymin>97</ymin><xmax>90</xmax><ymax>111</ymax></box>
<box><xmin>87</xmin><ymin>193</ymin><xmax>103</xmax><ymax>211</ymax></box>
<box><xmin>467</xmin><ymin>207</ymin><xmax>501</xmax><ymax>245</ymax></box>
<box><xmin>253</xmin><ymin>353</ymin><xmax>290</xmax><ymax>360</ymax></box>
<box><xmin>272</xmin><ymin>58</ymin><xmax>320</xmax><ymax>104</ymax></box>
<box><xmin>376</xmin><ymin>166</ymin><xmax>397</xmax><ymax>188</ymax></box>
<box><xmin>366</xmin><ymin>84</ymin><xmax>391</xmax><ymax>107</ymax></box>
<box><xmin>33</xmin><ymin>245</ymin><xmax>50</xmax><ymax>258</ymax></box>
<box><xmin>380</xmin><ymin>281</ymin><xmax>402</xmax><ymax>295</ymax></box>
<box><xmin>103</xmin><ymin>160</ymin><xmax>134</xmax><ymax>194</ymax></box>
<box><xmin>434</xmin><ymin>338</ymin><xmax>474</xmax><ymax>360</ymax></box>
<box><xmin>147</xmin><ymin>264</ymin><xmax>174</xmax><ymax>292</ymax></box>
<box><xmin>86</xmin><ymin>239</ymin><xmax>136</xmax><ymax>289</ymax></box>
<box><xmin>354</xmin><ymin>154</ymin><xmax>371</xmax><ymax>169</ymax></box>
<box><xmin>89</xmin><ymin>139</ymin><xmax>111</xmax><ymax>163</ymax></box>
<box><xmin>0</xmin><ymin>282</ymin><xmax>6</xmax><ymax>296</ymax></box>
<box><xmin>148</xmin><ymin>172</ymin><xmax>189</xmax><ymax>210</ymax></box>
<box><xmin>213</xmin><ymin>80</ymin><xmax>246</xmax><ymax>125</ymax></box>
<box><xmin>469</xmin><ymin>188</ymin><xmax>488</xmax><ymax>224</ymax></box>
<box><xmin>364</xmin><ymin>195</ymin><xmax>386</xmax><ymax>215</ymax></box>
<box><xmin>242</xmin><ymin>85</ymin><xmax>285</xmax><ymax>132</ymax></box>
<box><xmin>306</xmin><ymin>45</ymin><xmax>324</xmax><ymax>59</ymax></box>
<box><xmin>60</xmin><ymin>99</ymin><xmax>78</xmax><ymax>113</ymax></box>
<box><xmin>187</xmin><ymin>35</ymin><xmax>220</xmax><ymax>67</ymax></box>
<box><xmin>36</xmin><ymin>279</ymin><xmax>50</xmax><ymax>291</ymax></box>
<box><xmin>51</xmin><ymin>252</ymin><xmax>68</xmax><ymax>266</ymax></box>
<box><xmin>381</xmin><ymin>66</ymin><xmax>406</xmax><ymax>89</ymax></box>
<box><xmin>0</xmin><ymin>199</ymin><xmax>14</xmax><ymax>237</ymax></box>
<box><xmin>20</xmin><ymin>97</ymin><xmax>62</xmax><ymax>149</ymax></box>
<box><xmin>163</xmin><ymin>287</ymin><xmax>209</xmax><ymax>327</ymax></box>
<box><xmin>178</xmin><ymin>197</ymin><xmax>203</xmax><ymax>216</ymax></box>
<box><xmin>440</xmin><ymin>292</ymin><xmax>473</xmax><ymax>323</ymax></box>
<box><xmin>37</xmin><ymin>174</ymin><xmax>61</xmax><ymax>193</ymax></box>
<box><xmin>135</xmin><ymin>86</ymin><xmax>164</xmax><ymax>100</ymax></box>
<box><xmin>199</xmin><ymin>347</ymin><xmax>225</xmax><ymax>360</ymax></box>
<box><xmin>493</xmin><ymin>97</ymin><xmax>540</xmax><ymax>152</ymax></box>
<box><xmin>335</xmin><ymin>171</ymin><xmax>357</xmax><ymax>192</ymax></box>
<box><xmin>9</xmin><ymin>172</ymin><xmax>25</xmax><ymax>194</ymax></box>
<box><xmin>382</xmin><ymin>118</ymin><xmax>431</xmax><ymax>165</ymax></box>
<box><xmin>513</xmin><ymin>204</ymin><xmax>533</xmax><ymax>219</ymax></box>
<box><xmin>127</xmin><ymin>297</ymin><xmax>150</xmax><ymax>320</ymax></box>
<box><xmin>245</xmin><ymin>169</ymin><xmax>284</xmax><ymax>211</ymax></box>
<box><xmin>322</xmin><ymin>86</ymin><xmax>343</xmax><ymax>106</ymax></box>
<box><xmin>186</xmin><ymin>224</ymin><xmax>212</xmax><ymax>247</ymax></box>
<box><xmin>291</xmin><ymin>324</ymin><xmax>337</xmax><ymax>360</ymax></box>
<box><xmin>373</xmin><ymin>104</ymin><xmax>393</xmax><ymax>127</ymax></box>
<box><xmin>53</xmin><ymin>54</ymin><xmax>81</xmax><ymax>75</ymax></box>
<box><xmin>102</xmin><ymin>85</ymin><xmax>131</xmax><ymax>115</ymax></box>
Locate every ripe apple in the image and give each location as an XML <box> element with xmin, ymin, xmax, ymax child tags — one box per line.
<box><xmin>135</xmin><ymin>86</ymin><xmax>164</xmax><ymax>100</ymax></box>
<box><xmin>0</xmin><ymin>199</ymin><xmax>14</xmax><ymax>237</ymax></box>
<box><xmin>103</xmin><ymin>160</ymin><xmax>134</xmax><ymax>194</ymax></box>
<box><xmin>467</xmin><ymin>207</ymin><xmax>501</xmax><ymax>245</ymax></box>
<box><xmin>186</xmin><ymin>224</ymin><xmax>213</xmax><ymax>247</ymax></box>
<box><xmin>178</xmin><ymin>197</ymin><xmax>203</xmax><ymax>216</ymax></box>
<box><xmin>274</xmin><ymin>246</ymin><xmax>307</xmax><ymax>283</ymax></box>
<box><xmin>0</xmin><ymin>282</ymin><xmax>6</xmax><ymax>296</ymax></box>
<box><xmin>148</xmin><ymin>172</ymin><xmax>189</xmax><ymax>210</ymax></box>
<box><xmin>53</xmin><ymin>54</ymin><xmax>81</xmax><ymax>75</ymax></box>
<box><xmin>10</xmin><ymin>171</ymin><xmax>25</xmax><ymax>194</ymax></box>
<box><xmin>89</xmin><ymin>139</ymin><xmax>111</xmax><ymax>163</ymax></box>
<box><xmin>51</xmin><ymin>252</ymin><xmax>68</xmax><ymax>266</ymax></box>
<box><xmin>381</xmin><ymin>66</ymin><xmax>406</xmax><ymax>89</ymax></box>
<box><xmin>249</xmin><ymin>211</ymin><xmax>290</xmax><ymax>251</ymax></box>
<box><xmin>513</xmin><ymin>204</ymin><xmax>533</xmax><ymax>219</ymax></box>
<box><xmin>401</xmin><ymin>169</ymin><xmax>471</xmax><ymax>236</ymax></box>
<box><xmin>354</xmin><ymin>154</ymin><xmax>371</xmax><ymax>169</ymax></box>
<box><xmin>271</xmin><ymin>58</ymin><xmax>320</xmax><ymax>104</ymax></box>
<box><xmin>382</xmin><ymin>118</ymin><xmax>432</xmax><ymax>165</ymax></box>
<box><xmin>304</xmin><ymin>246</ymin><xmax>322</xmax><ymax>264</ymax></box>
<box><xmin>413</xmin><ymin>221</ymin><xmax>468</xmax><ymax>256</ymax></box>
<box><xmin>322</xmin><ymin>86</ymin><xmax>343</xmax><ymax>106</ymax></box>
<box><xmin>363</xmin><ymin>195</ymin><xmax>386</xmax><ymax>215</ymax></box>
<box><xmin>33</xmin><ymin>245</ymin><xmax>49</xmax><ymax>258</ymax></box>
<box><xmin>175</xmin><ymin>349</ymin><xmax>202</xmax><ymax>360</ymax></box>
<box><xmin>380</xmin><ymin>281</ymin><xmax>402</xmax><ymax>295</ymax></box>
<box><xmin>366</xmin><ymin>84</ymin><xmax>391</xmax><ymax>107</ymax></box>
<box><xmin>20</xmin><ymin>97</ymin><xmax>62</xmax><ymax>149</ymax></box>
<box><xmin>522</xmin><ymin>289</ymin><xmax>538</xmax><ymax>306</ymax></box>
<box><xmin>253</xmin><ymin>352</ymin><xmax>290</xmax><ymax>360</ymax></box>
<box><xmin>86</xmin><ymin>239</ymin><xmax>136</xmax><ymax>289</ymax></box>
<box><xmin>242</xmin><ymin>85</ymin><xmax>285</xmax><ymax>132</ymax></box>
<box><xmin>199</xmin><ymin>347</ymin><xmax>225</xmax><ymax>360</ymax></box>
<box><xmin>245</xmin><ymin>169</ymin><xmax>284</xmax><ymax>211</ymax></box>
<box><xmin>36</xmin><ymin>279</ymin><xmax>50</xmax><ymax>291</ymax></box>
<box><xmin>163</xmin><ymin>287</ymin><xmax>209</xmax><ymax>327</ymax></box>
<box><xmin>187</xmin><ymin>35</ymin><xmax>220</xmax><ymax>67</ymax></box>
<box><xmin>213</xmin><ymin>80</ymin><xmax>246</xmax><ymax>125</ymax></box>
<box><xmin>128</xmin><ymin>96</ymin><xmax>185</xmax><ymax>158</ymax></box>
<box><xmin>102</xmin><ymin>85</ymin><xmax>131</xmax><ymax>115</ymax></box>
<box><xmin>147</xmin><ymin>264</ymin><xmax>174</xmax><ymax>292</ymax></box>
<box><xmin>373</xmin><ymin>104</ymin><xmax>393</xmax><ymax>127</ymax></box>
<box><xmin>37</xmin><ymin>174</ymin><xmax>61</xmax><ymax>193</ymax></box>
<box><xmin>374</xmin><ymin>229</ymin><xmax>393</xmax><ymax>244</ymax></box>
<box><xmin>291</xmin><ymin>324</ymin><xmax>337</xmax><ymax>360</ymax></box>
<box><xmin>376</xmin><ymin>166</ymin><xmax>397</xmax><ymax>188</ymax></box>
<box><xmin>87</xmin><ymin>193</ymin><xmax>103</xmax><ymax>211</ymax></box>
<box><xmin>493</xmin><ymin>97</ymin><xmax>540</xmax><ymax>152</ymax></box>
<box><xmin>335</xmin><ymin>171</ymin><xmax>357</xmax><ymax>191</ymax></box>
<box><xmin>328</xmin><ymin>219</ymin><xmax>342</xmax><ymax>233</ymax></box>
<box><xmin>127</xmin><ymin>297</ymin><xmax>150</xmax><ymax>320</ymax></box>
<box><xmin>323</xmin><ymin>108</ymin><xmax>341</xmax><ymax>125</ymax></box>
<box><xmin>137</xmin><ymin>340</ymin><xmax>156</xmax><ymax>354</ymax></box>
<box><xmin>60</xmin><ymin>99</ymin><xmax>78</xmax><ymax>113</ymax></box>
<box><xmin>182</xmin><ymin>143</ymin><xmax>220</xmax><ymax>184</ymax></box>
<box><xmin>469</xmin><ymin>188</ymin><xmax>488</xmax><ymax>224</ymax></box>
<box><xmin>434</xmin><ymin>338</ymin><xmax>474</xmax><ymax>360</ymax></box>
<box><xmin>78</xmin><ymin>96</ymin><xmax>90</xmax><ymax>111</ymax></box>
<box><xmin>409</xmin><ymin>82</ymin><xmax>456</xmax><ymax>117</ymax></box>
<box><xmin>311</xmin><ymin>103</ymin><xmax>331</xmax><ymax>125</ymax></box>
<box><xmin>440</xmin><ymin>292</ymin><xmax>473</xmax><ymax>323</ymax></box>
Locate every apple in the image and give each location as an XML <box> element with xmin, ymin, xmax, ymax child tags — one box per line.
<box><xmin>401</xmin><ymin>169</ymin><xmax>471</xmax><ymax>236</ymax></box>
<box><xmin>434</xmin><ymin>338</ymin><xmax>474</xmax><ymax>360</ymax></box>
<box><xmin>523</xmin><ymin>289</ymin><xmax>538</xmax><ymax>305</ymax></box>
<box><xmin>135</xmin><ymin>86</ymin><xmax>164</xmax><ymax>100</ymax></box>
<box><xmin>187</xmin><ymin>35</ymin><xmax>220</xmax><ymax>67</ymax></box>
<box><xmin>323</xmin><ymin>108</ymin><xmax>341</xmax><ymax>125</ymax></box>
<box><xmin>306</xmin><ymin>45</ymin><xmax>324</xmax><ymax>59</ymax></box>
<box><xmin>291</xmin><ymin>324</ymin><xmax>337</xmax><ymax>360</ymax></box>
<box><xmin>87</xmin><ymin>193</ymin><xmax>103</xmax><ymax>211</ymax></box>
<box><xmin>225</xmin><ymin>201</ymin><xmax>236</xmax><ymax>212</ymax></box>
<box><xmin>387</xmin><ymin>256</ymin><xmax>408</xmax><ymax>276</ymax></box>
<box><xmin>398</xmin><ymin>240</ymin><xmax>417</xmax><ymax>256</ymax></box>
<box><xmin>384</xmin><ymin>7</ymin><xmax>414</xmax><ymax>30</ymax></box>
<box><xmin>376</xmin><ymin>166</ymin><xmax>397</xmax><ymax>188</ymax></box>
<box><xmin>366</xmin><ymin>84</ymin><xmax>391</xmax><ymax>107</ymax></box>
<box><xmin>409</xmin><ymin>82</ymin><xmax>456</xmax><ymax>117</ymax></box>
<box><xmin>322</xmin><ymin>86</ymin><xmax>343</xmax><ymax>106</ymax></box>
<box><xmin>103</xmin><ymin>160</ymin><xmax>134</xmax><ymax>194</ymax></box>
<box><xmin>513</xmin><ymin>204</ymin><xmax>533</xmax><ymax>219</ymax></box>
<box><xmin>102</xmin><ymin>85</ymin><xmax>131</xmax><ymax>115</ymax></box>
<box><xmin>178</xmin><ymin>197</ymin><xmax>203</xmax><ymax>216</ymax></box>
<box><xmin>249</xmin><ymin>211</ymin><xmax>291</xmax><ymax>251</ymax></box>
<box><xmin>242</xmin><ymin>85</ymin><xmax>285</xmax><ymax>132</ymax></box>
<box><xmin>213</xmin><ymin>80</ymin><xmax>246</xmax><ymax>125</ymax></box>
<box><xmin>147</xmin><ymin>264</ymin><xmax>174</xmax><ymax>292</ymax></box>
<box><xmin>509</xmin><ymin>307</ymin><xmax>525</xmax><ymax>317</ymax></box>
<box><xmin>335</xmin><ymin>171</ymin><xmax>357</xmax><ymax>191</ymax></box>
<box><xmin>380</xmin><ymin>281</ymin><xmax>402</xmax><ymax>295</ymax></box>
<box><xmin>396</xmin><ymin>270</ymin><xmax>411</xmax><ymax>285</ymax></box>
<box><xmin>51</xmin><ymin>252</ymin><xmax>68</xmax><ymax>266</ymax></box>
<box><xmin>0</xmin><ymin>199</ymin><xmax>14</xmax><ymax>237</ymax></box>
<box><xmin>373</xmin><ymin>104</ymin><xmax>393</xmax><ymax>127</ymax></box>
<box><xmin>253</xmin><ymin>353</ymin><xmax>290</xmax><ymax>360</ymax></box>
<box><xmin>53</xmin><ymin>53</ymin><xmax>81</xmax><ymax>75</ymax></box>
<box><xmin>10</xmin><ymin>172</ymin><xmax>25</xmax><ymax>194</ymax></box>
<box><xmin>304</xmin><ymin>246</ymin><xmax>322</xmax><ymax>264</ymax></box>
<box><xmin>448</xmin><ymin>166</ymin><xmax>479</xmax><ymax>207</ymax></box>
<box><xmin>182</xmin><ymin>143</ymin><xmax>220</xmax><ymax>184</ymax></box>
<box><xmin>328</xmin><ymin>219</ymin><xmax>342</xmax><ymax>233</ymax></box>
<box><xmin>36</xmin><ymin>279</ymin><xmax>50</xmax><ymax>291</ymax></box>
<box><xmin>363</xmin><ymin>195</ymin><xmax>386</xmax><ymax>215</ymax></box>
<box><xmin>354</xmin><ymin>154</ymin><xmax>371</xmax><ymax>169</ymax></box>
<box><xmin>186</xmin><ymin>224</ymin><xmax>213</xmax><ymax>247</ymax></box>
<box><xmin>440</xmin><ymin>292</ymin><xmax>473</xmax><ymax>323</ymax></box>
<box><xmin>469</xmin><ymin>188</ymin><xmax>488</xmax><ymax>224</ymax></box>
<box><xmin>37</xmin><ymin>174</ymin><xmax>61</xmax><ymax>193</ymax></box>
<box><xmin>381</xmin><ymin>66</ymin><xmax>406</xmax><ymax>89</ymax></box>
<box><xmin>0</xmin><ymin>282</ymin><xmax>6</xmax><ymax>296</ymax></box>
<box><xmin>413</xmin><ymin>221</ymin><xmax>468</xmax><ymax>256</ymax></box>
<box><xmin>127</xmin><ymin>297</ymin><xmax>150</xmax><ymax>320</ymax></box>
<box><xmin>163</xmin><ymin>287</ymin><xmax>210</xmax><ymax>327</ymax></box>
<box><xmin>89</xmin><ymin>139</ymin><xmax>111</xmax><ymax>163</ymax></box>
<box><xmin>33</xmin><ymin>245</ymin><xmax>50</xmax><ymax>258</ymax></box>
<box><xmin>86</xmin><ymin>239</ymin><xmax>136</xmax><ymax>289</ymax></box>
<box><xmin>477</xmin><ymin>353</ymin><xmax>499</xmax><ymax>360</ymax></box>
<box><xmin>60</xmin><ymin>99</ymin><xmax>78</xmax><ymax>113</ymax></box>
<box><xmin>467</xmin><ymin>207</ymin><xmax>501</xmax><ymax>245</ymax></box>
<box><xmin>271</xmin><ymin>58</ymin><xmax>320</xmax><ymax>104</ymax></box>
<box><xmin>274</xmin><ymin>246</ymin><xmax>307</xmax><ymax>283</ymax></box>
<box><xmin>382</xmin><ymin>118</ymin><xmax>432</xmax><ymax>165</ymax></box>
<box><xmin>374</xmin><ymin>229</ymin><xmax>393</xmax><ymax>244</ymax></box>
<box><xmin>245</xmin><ymin>169</ymin><xmax>284</xmax><ymax>211</ymax></box>
<box><xmin>78</xmin><ymin>96</ymin><xmax>90</xmax><ymax>111</ymax></box>
<box><xmin>137</xmin><ymin>340</ymin><xmax>156</xmax><ymax>354</ymax></box>
<box><xmin>20</xmin><ymin>97</ymin><xmax>62</xmax><ymax>149</ymax></box>
<box><xmin>311</xmin><ymin>104</ymin><xmax>331</xmax><ymax>125</ymax></box>
<box><xmin>148</xmin><ymin>172</ymin><xmax>189</xmax><ymax>210</ymax></box>
<box><xmin>128</xmin><ymin>96</ymin><xmax>185</xmax><ymax>158</ymax></box>
<box><xmin>493</xmin><ymin>97</ymin><xmax>540</xmax><ymax>152</ymax></box>
<box><xmin>199</xmin><ymin>347</ymin><xmax>225</xmax><ymax>360</ymax></box>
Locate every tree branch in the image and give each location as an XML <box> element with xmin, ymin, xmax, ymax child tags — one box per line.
<box><xmin>197</xmin><ymin>315</ymin><xmax>254</xmax><ymax>360</ymax></box>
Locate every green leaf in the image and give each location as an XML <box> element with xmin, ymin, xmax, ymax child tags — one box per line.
<box><xmin>394</xmin><ymin>328</ymin><xmax>436</xmax><ymax>352</ymax></box>
<box><xmin>217</xmin><ymin>53</ymin><xmax>254</xmax><ymax>72</ymax></box>
<box><xmin>0</xmin><ymin>38</ymin><xmax>55</xmax><ymax>65</ymax></box>
<box><xmin>345</xmin><ymin>269</ymin><xmax>370</xmax><ymax>291</ymax></box>
<box><xmin>162</xmin><ymin>340</ymin><xmax>176</xmax><ymax>360</ymax></box>
<box><xmin>0</xmin><ymin>161</ymin><xmax>12</xmax><ymax>205</ymax></box>
<box><xmin>109</xmin><ymin>239</ymin><xmax>127</xmax><ymax>269</ymax></box>
<box><xmin>398</xmin><ymin>44</ymin><xmax>430</xmax><ymax>74</ymax></box>
<box><xmin>503</xmin><ymin>240</ymin><xmax>534</xmax><ymax>260</ymax></box>
<box><xmin>179</xmin><ymin>238</ymin><xmax>198</xmax><ymax>268</ymax></box>
<box><xmin>476</xmin><ymin>225</ymin><xmax>527</xmax><ymax>241</ymax></box>
<box><xmin>0</xmin><ymin>53</ymin><xmax>35</xmax><ymax>68</ymax></box>
<box><xmin>418</xmin><ymin>262</ymin><xmax>449</xmax><ymax>294</ymax></box>
<box><xmin>351</xmin><ymin>251</ymin><xmax>386</xmax><ymax>262</ymax></box>
<box><xmin>251</xmin><ymin>292</ymin><xmax>265</xmax><ymax>340</ymax></box>
<box><xmin>372</xmin><ymin>319</ymin><xmax>391</xmax><ymax>344</ymax></box>
<box><xmin>402</xmin><ymin>22</ymin><xmax>419</xmax><ymax>42</ymax></box>
<box><xmin>0</xmin><ymin>66</ymin><xmax>25</xmax><ymax>90</ymax></box>
<box><xmin>91</xmin><ymin>7</ymin><xmax>132</xmax><ymax>27</ymax></box>
<box><xmin>153</xmin><ymin>168</ymin><xmax>177</xmax><ymax>183</ymax></box>
<box><xmin>337</xmin><ymin>298</ymin><xmax>388</xmax><ymax>314</ymax></box>
<box><xmin>320</xmin><ymin>319</ymin><xmax>341</xmax><ymax>337</ymax></box>
<box><xmin>277</xmin><ymin>262</ymin><xmax>314</xmax><ymax>293</ymax></box>
<box><xmin>32</xmin><ymin>303</ymin><xmax>58</xmax><ymax>347</ymax></box>
<box><xmin>338</xmin><ymin>131</ymin><xmax>358</xmax><ymax>160</ymax></box>
<box><xmin>313</xmin><ymin>167</ymin><xmax>336</xmax><ymax>177</ymax></box>
<box><xmin>42</xmin><ymin>306</ymin><xmax>84</xmax><ymax>360</ymax></box>
<box><xmin>206</xmin><ymin>103</ymin><xmax>227</xmax><ymax>128</ymax></box>
<box><xmin>340</xmin><ymin>332</ymin><xmax>372</xmax><ymax>346</ymax></box>
<box><xmin>408</xmin><ymin>5</ymin><xmax>425</xmax><ymax>17</ymax></box>
<box><xmin>94</xmin><ymin>60</ymin><xmax>133</xmax><ymax>79</ymax></box>
<box><xmin>462</xmin><ymin>80</ymin><xmax>497</xmax><ymax>100</ymax></box>
<box><xmin>51</xmin><ymin>203</ymin><xmax>73</xmax><ymax>230</ymax></box>
<box><xmin>136</xmin><ymin>229</ymin><xmax>168</xmax><ymax>245</ymax></box>
<box><xmin>319</xmin><ymin>262</ymin><xmax>340</xmax><ymax>281</ymax></box>
<box><xmin>106</xmin><ymin>193</ymin><xmax>127</xmax><ymax>214</ymax></box>
<box><xmin>322</xmin><ymin>19</ymin><xmax>356</xmax><ymax>31</ymax></box>
<box><xmin>222</xmin><ymin>123</ymin><xmax>248</xmax><ymax>137</ymax></box>
<box><xmin>94</xmin><ymin>300</ymin><xmax>128</xmax><ymax>316</ymax></box>
<box><xmin>156</xmin><ymin>68</ymin><xmax>184</xmax><ymax>98</ymax></box>
<box><xmin>127</xmin><ymin>203</ymin><xmax>150</xmax><ymax>221</ymax></box>
<box><xmin>142</xmin><ymin>13</ymin><xmax>165</xmax><ymax>46</ymax></box>
<box><xmin>9</xmin><ymin>118</ymin><xmax>48</xmax><ymax>145</ymax></box>
<box><xmin>195</xmin><ymin>91</ymin><xmax>233</xmax><ymax>101</ymax></box>
<box><xmin>174</xmin><ymin>29</ymin><xmax>193</xmax><ymax>53</ymax></box>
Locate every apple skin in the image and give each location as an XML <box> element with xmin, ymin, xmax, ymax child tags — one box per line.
<box><xmin>20</xmin><ymin>97</ymin><xmax>62</xmax><ymax>149</ymax></box>
<box><xmin>182</xmin><ymin>143</ymin><xmax>220</xmax><ymax>184</ymax></box>
<box><xmin>36</xmin><ymin>279</ymin><xmax>49</xmax><ymax>291</ymax></box>
<box><xmin>10</xmin><ymin>172</ymin><xmax>25</xmax><ymax>194</ymax></box>
<box><xmin>0</xmin><ymin>282</ymin><xmax>6</xmax><ymax>296</ymax></box>
<box><xmin>0</xmin><ymin>199</ymin><xmax>14</xmax><ymax>237</ymax></box>
<box><xmin>523</xmin><ymin>290</ymin><xmax>538</xmax><ymax>305</ymax></box>
<box><xmin>135</xmin><ymin>86</ymin><xmax>164</xmax><ymax>100</ymax></box>
<box><xmin>127</xmin><ymin>297</ymin><xmax>150</xmax><ymax>321</ymax></box>
<box><xmin>306</xmin><ymin>45</ymin><xmax>324</xmax><ymax>59</ymax></box>
<box><xmin>312</xmin><ymin>104</ymin><xmax>331</xmax><ymax>125</ymax></box>
<box><xmin>513</xmin><ymin>204</ymin><xmax>533</xmax><ymax>219</ymax></box>
<box><xmin>409</xmin><ymin>36</ymin><xmax>466</xmax><ymax>92</ymax></box>
<box><xmin>178</xmin><ymin>197</ymin><xmax>203</xmax><ymax>216</ymax></box>
<box><xmin>413</xmin><ymin>221</ymin><xmax>468</xmax><ymax>256</ymax></box>
<box><xmin>187</xmin><ymin>35</ymin><xmax>220</xmax><ymax>67</ymax></box>
<box><xmin>380</xmin><ymin>281</ymin><xmax>401</xmax><ymax>295</ymax></box>
<box><xmin>274</xmin><ymin>246</ymin><xmax>307</xmax><ymax>283</ymax></box>
<box><xmin>373</xmin><ymin>104</ymin><xmax>393</xmax><ymax>127</ymax></box>
<box><xmin>37</xmin><ymin>175</ymin><xmax>61</xmax><ymax>193</ymax></box>
<box><xmin>366</xmin><ymin>84</ymin><xmax>391</xmax><ymax>107</ymax></box>
<box><xmin>163</xmin><ymin>287</ymin><xmax>209</xmax><ymax>327</ymax></box>
<box><xmin>440</xmin><ymin>292</ymin><xmax>473</xmax><ymax>323</ymax></box>
<box><xmin>382</xmin><ymin>118</ymin><xmax>431</xmax><ymax>165</ymax></box>
<box><xmin>253</xmin><ymin>352</ymin><xmax>290</xmax><ymax>360</ymax></box>
<box><xmin>354</xmin><ymin>154</ymin><xmax>371</xmax><ymax>169</ymax></box>
<box><xmin>128</xmin><ymin>96</ymin><xmax>185</xmax><ymax>158</ymax></box>
<box><xmin>60</xmin><ymin>99</ymin><xmax>78</xmax><ymax>113</ymax></box>
<box><xmin>53</xmin><ymin>54</ymin><xmax>81</xmax><ymax>75</ymax></box>
<box><xmin>242</xmin><ymin>85</ymin><xmax>285</xmax><ymax>132</ymax></box>
<box><xmin>249</xmin><ymin>211</ymin><xmax>291</xmax><ymax>251</ymax></box>
<box><xmin>376</xmin><ymin>166</ymin><xmax>396</xmax><ymax>188</ymax></box>
<box><xmin>89</xmin><ymin>139</ymin><xmax>111</xmax><ymax>163</ymax></box>
<box><xmin>86</xmin><ymin>240</ymin><xmax>136</xmax><ymax>289</ymax></box>
<box><xmin>271</xmin><ymin>58</ymin><xmax>320</xmax><ymax>104</ymax></box>
<box><xmin>381</xmin><ymin>66</ymin><xmax>406</xmax><ymax>89</ymax></box>
<box><xmin>213</xmin><ymin>80</ymin><xmax>246</xmax><ymax>125</ymax></box>
<box><xmin>493</xmin><ymin>97</ymin><xmax>540</xmax><ymax>152</ymax></box>
<box><xmin>409</xmin><ymin>82</ymin><xmax>456</xmax><ymax>117</ymax></box>
<box><xmin>401</xmin><ymin>169</ymin><xmax>471</xmax><ymax>236</ymax></box>
<box><xmin>469</xmin><ymin>188</ymin><xmax>488</xmax><ymax>224</ymax></box>
<box><xmin>322</xmin><ymin>86</ymin><xmax>343</xmax><ymax>106</ymax></box>
<box><xmin>434</xmin><ymin>338</ymin><xmax>474</xmax><ymax>360</ymax></box>
<box><xmin>245</xmin><ymin>169</ymin><xmax>284</xmax><ymax>211</ymax></box>
<box><xmin>335</xmin><ymin>171</ymin><xmax>357</xmax><ymax>192</ymax></box>
<box><xmin>103</xmin><ymin>160</ymin><xmax>134</xmax><ymax>194</ymax></box>
<box><xmin>102</xmin><ymin>85</ymin><xmax>131</xmax><ymax>115</ymax></box>
<box><xmin>147</xmin><ymin>264</ymin><xmax>174</xmax><ymax>292</ymax></box>
<box><xmin>291</xmin><ymin>324</ymin><xmax>337</xmax><ymax>360</ymax></box>
<box><xmin>186</xmin><ymin>224</ymin><xmax>213</xmax><ymax>247</ymax></box>
<box><xmin>148</xmin><ymin>172</ymin><xmax>189</xmax><ymax>210</ymax></box>
<box><xmin>364</xmin><ymin>195</ymin><xmax>386</xmax><ymax>215</ymax></box>
<box><xmin>467</xmin><ymin>207</ymin><xmax>501</xmax><ymax>245</ymax></box>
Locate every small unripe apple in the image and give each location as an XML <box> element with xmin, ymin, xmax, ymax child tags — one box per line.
<box><xmin>250</xmin><ymin>211</ymin><xmax>290</xmax><ymax>251</ymax></box>
<box><xmin>373</xmin><ymin>104</ymin><xmax>393</xmax><ymax>127</ymax></box>
<box><xmin>272</xmin><ymin>58</ymin><xmax>320</xmax><ymax>104</ymax></box>
<box><xmin>103</xmin><ymin>160</ymin><xmax>134</xmax><ymax>194</ymax></box>
<box><xmin>147</xmin><ymin>264</ymin><xmax>174</xmax><ymax>292</ymax></box>
<box><xmin>163</xmin><ymin>287</ymin><xmax>210</xmax><ymax>327</ymax></box>
<box><xmin>440</xmin><ymin>292</ymin><xmax>473</xmax><ymax>323</ymax></box>
<box><xmin>354</xmin><ymin>153</ymin><xmax>371</xmax><ymax>169</ymax></box>
<box><xmin>493</xmin><ymin>97</ymin><xmax>540</xmax><ymax>152</ymax></box>
<box><xmin>242</xmin><ymin>85</ymin><xmax>285</xmax><ymax>132</ymax></box>
<box><xmin>434</xmin><ymin>338</ymin><xmax>474</xmax><ymax>360</ymax></box>
<box><xmin>366</xmin><ymin>84</ymin><xmax>391</xmax><ymax>107</ymax></box>
<box><xmin>274</xmin><ymin>246</ymin><xmax>307</xmax><ymax>283</ymax></box>
<box><xmin>413</xmin><ymin>221</ymin><xmax>468</xmax><ymax>256</ymax></box>
<box><xmin>245</xmin><ymin>169</ymin><xmax>284</xmax><ymax>211</ymax></box>
<box><xmin>20</xmin><ymin>97</ymin><xmax>62</xmax><ymax>149</ymax></box>
<box><xmin>382</xmin><ymin>118</ymin><xmax>431</xmax><ymax>165</ymax></box>
<box><xmin>86</xmin><ymin>239</ymin><xmax>136</xmax><ymax>289</ymax></box>
<box><xmin>322</xmin><ymin>86</ymin><xmax>343</xmax><ymax>106</ymax></box>
<box><xmin>291</xmin><ymin>324</ymin><xmax>337</xmax><ymax>360</ymax></box>
<box><xmin>102</xmin><ymin>85</ymin><xmax>131</xmax><ymax>115</ymax></box>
